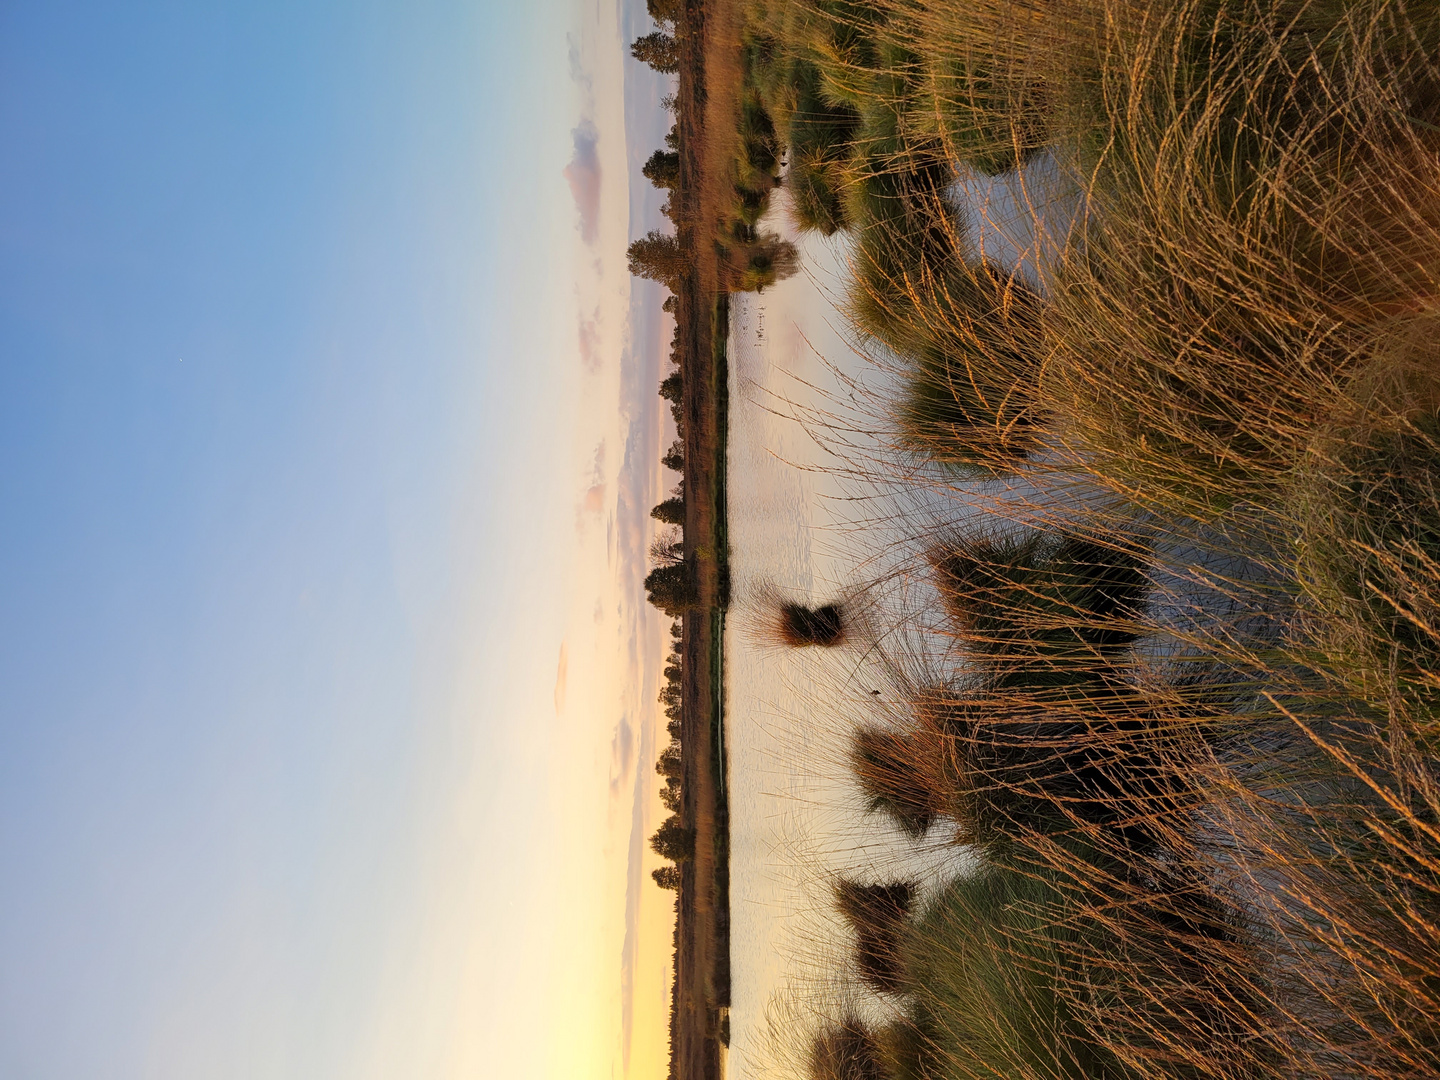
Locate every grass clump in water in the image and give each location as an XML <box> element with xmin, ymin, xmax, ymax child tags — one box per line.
<box><xmin>834</xmin><ymin>880</ymin><xmax>916</xmax><ymax>994</ymax></box>
<box><xmin>781</xmin><ymin>602</ymin><xmax>847</xmax><ymax>647</ymax></box>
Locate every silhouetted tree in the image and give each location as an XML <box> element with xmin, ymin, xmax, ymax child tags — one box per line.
<box><xmin>662</xmin><ymin>439</ymin><xmax>684</xmax><ymax>472</ymax></box>
<box><xmin>660</xmin><ymin>678</ymin><xmax>682</xmax><ymax>710</ymax></box>
<box><xmin>650</xmin><ymin>814</ymin><xmax>695</xmax><ymax>861</ymax></box>
<box><xmin>660</xmin><ymin>775</ymin><xmax>682</xmax><ymax>812</ymax></box>
<box><xmin>659</xmin><ymin>370</ymin><xmax>684</xmax><ymax>402</ymax></box>
<box><xmin>651</xmin><ymin>531</ymin><xmax>684</xmax><ymax>566</ymax></box>
<box><xmin>652</xmin><ymin>865</ymin><xmax>682</xmax><ymax>890</ymax></box>
<box><xmin>656</xmin><ymin>742</ymin><xmax>683</xmax><ymax>778</ymax></box>
<box><xmin>645</xmin><ymin>561</ymin><xmax>696</xmax><ymax>615</ymax></box>
<box><xmin>631</xmin><ymin>31</ymin><xmax>679</xmax><ymax>73</ymax></box>
<box><xmin>651</xmin><ymin>497</ymin><xmax>685</xmax><ymax>525</ymax></box>
<box><xmin>644</xmin><ymin>149</ymin><xmax>681</xmax><ymax>189</ymax></box>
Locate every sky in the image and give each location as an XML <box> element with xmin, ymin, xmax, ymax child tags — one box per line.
<box><xmin>0</xmin><ymin>1</ymin><xmax>676</xmax><ymax>1077</ymax></box>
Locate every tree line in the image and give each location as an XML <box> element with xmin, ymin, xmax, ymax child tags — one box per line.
<box><xmin>649</xmin><ymin>619</ymin><xmax>691</xmax><ymax>891</ymax></box>
<box><xmin>632</xmin><ymin>0</ymin><xmax>802</xmax><ymax>623</ymax></box>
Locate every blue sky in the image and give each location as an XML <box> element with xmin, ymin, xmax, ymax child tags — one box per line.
<box><xmin>0</xmin><ymin>1</ymin><xmax>669</xmax><ymax>1076</ymax></box>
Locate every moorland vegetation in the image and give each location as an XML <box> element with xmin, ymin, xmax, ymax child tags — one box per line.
<box><xmin>712</xmin><ymin>0</ymin><xmax>1440</xmax><ymax>1078</ymax></box>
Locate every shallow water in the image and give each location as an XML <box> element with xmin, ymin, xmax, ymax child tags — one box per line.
<box><xmin>719</xmin><ymin>164</ymin><xmax>1293</xmax><ymax>1080</ymax></box>
<box><xmin>721</xmin><ymin>166</ymin><xmax>1110</xmax><ymax>1077</ymax></box>
<box><xmin>723</xmin><ymin>226</ymin><xmax>974</xmax><ymax>1080</ymax></box>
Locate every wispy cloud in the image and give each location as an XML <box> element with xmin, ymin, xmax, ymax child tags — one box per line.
<box><xmin>567</xmin><ymin>33</ymin><xmax>593</xmax><ymax>98</ymax></box>
<box><xmin>578</xmin><ymin>312</ymin><xmax>602</xmax><ymax>373</ymax></box>
<box><xmin>620</xmin><ymin>756</ymin><xmax>649</xmax><ymax>1072</ymax></box>
<box><xmin>578</xmin><ymin>441</ymin><xmax>608</xmax><ymax>530</ymax></box>
<box><xmin>553</xmin><ymin>642</ymin><xmax>568</xmax><ymax>716</ymax></box>
<box><xmin>610</xmin><ymin>715</ymin><xmax>635</xmax><ymax>798</ymax></box>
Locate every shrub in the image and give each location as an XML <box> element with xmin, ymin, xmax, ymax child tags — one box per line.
<box><xmin>899</xmin><ymin>864</ymin><xmax>1130</xmax><ymax>1080</ymax></box>
<box><xmin>784</xmin><ymin>59</ymin><xmax>860</xmax><ymax>235</ymax></box>
<box><xmin>778</xmin><ymin>603</ymin><xmax>845</xmax><ymax>647</ymax></box>
<box><xmin>1297</xmin><ymin>401</ymin><xmax>1440</xmax><ymax>699</ymax></box>
<box><xmin>787</xmin><ymin>151</ymin><xmax>850</xmax><ymax>235</ymax></box>
<box><xmin>737</xmin><ymin>91</ymin><xmax>781</xmax><ymax>191</ymax></box>
<box><xmin>834</xmin><ymin>880</ymin><xmax>915</xmax><ymax>994</ymax></box>
<box><xmin>850</xmin><ymin>726</ymin><xmax>946</xmax><ymax>839</ymax></box>
<box><xmin>909</xmin><ymin>685</ymin><xmax>1186</xmax><ymax>855</ymax></box>
<box><xmin>843</xmin><ymin>167</ymin><xmax>1046</xmax><ymax>468</ymax></box>
<box><xmin>930</xmin><ymin>531</ymin><xmax>1148</xmax><ymax>659</ymax></box>
<box><xmin>728</xmin><ymin>234</ymin><xmax>800</xmax><ymax>292</ymax></box>
<box><xmin>787</xmin><ymin>58</ymin><xmax>860</xmax><ymax>160</ymax></box>
<box><xmin>898</xmin><ymin>853</ymin><xmax>1268</xmax><ymax>1079</ymax></box>
<box><xmin>808</xmin><ymin>1016</ymin><xmax>886</xmax><ymax>1080</ymax></box>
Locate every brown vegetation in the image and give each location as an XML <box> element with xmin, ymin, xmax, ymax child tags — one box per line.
<box><xmin>834</xmin><ymin>881</ymin><xmax>916</xmax><ymax>994</ymax></box>
<box><xmin>721</xmin><ymin>2</ymin><xmax>1440</xmax><ymax>1077</ymax></box>
<box><xmin>777</xmin><ymin>602</ymin><xmax>845</xmax><ymax>647</ymax></box>
<box><xmin>627</xmin><ymin>1</ymin><xmax>773</xmax><ymax>1077</ymax></box>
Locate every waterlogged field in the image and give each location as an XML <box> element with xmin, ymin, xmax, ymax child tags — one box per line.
<box><xmin>698</xmin><ymin>1</ymin><xmax>1440</xmax><ymax>1077</ymax></box>
<box><xmin>725</xmin><ymin>229</ymin><xmax>977</xmax><ymax>1079</ymax></box>
<box><xmin>723</xmin><ymin>178</ymin><xmax>1087</xmax><ymax>1075</ymax></box>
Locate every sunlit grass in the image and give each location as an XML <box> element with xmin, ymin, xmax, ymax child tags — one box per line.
<box><xmin>732</xmin><ymin>0</ymin><xmax>1440</xmax><ymax>1077</ymax></box>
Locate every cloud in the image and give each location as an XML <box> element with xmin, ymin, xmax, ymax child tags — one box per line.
<box><xmin>576</xmin><ymin>441</ymin><xmax>608</xmax><ymax>530</ymax></box>
<box><xmin>553</xmin><ymin>641</ymin><xmax>568</xmax><ymax>716</ymax></box>
<box><xmin>567</xmin><ymin>34</ymin><xmax>592</xmax><ymax>95</ymax></box>
<box><xmin>578</xmin><ymin>314</ymin><xmax>601</xmax><ymax>373</ymax></box>
<box><xmin>609</xmin><ymin>716</ymin><xmax>634</xmax><ymax>797</ymax></box>
<box><xmin>563</xmin><ymin>120</ymin><xmax>602</xmax><ymax>246</ymax></box>
<box><xmin>619</xmin><ymin>757</ymin><xmax>648</xmax><ymax>1072</ymax></box>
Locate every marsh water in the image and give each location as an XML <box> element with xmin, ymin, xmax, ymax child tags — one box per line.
<box><xmin>722</xmin><ymin>216</ymin><xmax>986</xmax><ymax>1079</ymax></box>
<box><xmin>718</xmin><ymin>162</ymin><xmax>1251</xmax><ymax>1078</ymax></box>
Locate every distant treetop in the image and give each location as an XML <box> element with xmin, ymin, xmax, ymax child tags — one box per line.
<box><xmin>643</xmin><ymin>149</ymin><xmax>681</xmax><ymax>190</ymax></box>
<box><xmin>631</xmin><ymin>31</ymin><xmax>679</xmax><ymax>74</ymax></box>
<box><xmin>628</xmin><ymin>231</ymin><xmax>686</xmax><ymax>288</ymax></box>
<box><xmin>646</xmin><ymin>0</ymin><xmax>680</xmax><ymax>26</ymax></box>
